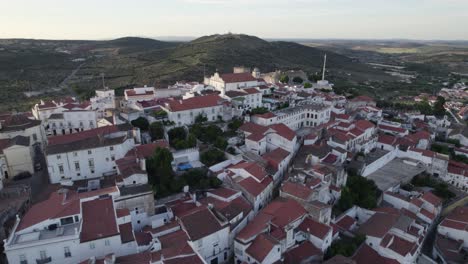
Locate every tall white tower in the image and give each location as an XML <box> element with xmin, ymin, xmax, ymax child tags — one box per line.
<box><xmin>321</xmin><ymin>54</ymin><xmax>327</xmax><ymax>81</ymax></box>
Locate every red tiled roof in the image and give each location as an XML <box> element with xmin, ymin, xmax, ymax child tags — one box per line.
<box><xmin>230</xmin><ymin>161</ymin><xmax>268</xmax><ymax>181</ymax></box>
<box><xmin>378</xmin><ymin>124</ymin><xmax>407</xmax><ymax>133</ymax></box>
<box><xmin>208</xmin><ymin>187</ymin><xmax>239</xmax><ymax>199</ymax></box>
<box><xmin>421</xmin><ymin>191</ymin><xmax>442</xmax><ymax>207</ymax></box>
<box><xmin>255</xmin><ymin>112</ymin><xmax>276</xmax><ymax>119</ymax></box>
<box><xmin>355</xmin><ymin>120</ymin><xmax>374</xmax><ymax>131</ymax></box>
<box><xmin>335</xmin><ymin>114</ymin><xmax>351</xmax><ymax>120</ymax></box>
<box><xmin>125</xmin><ymin>89</ymin><xmax>154</xmax><ymax>97</ymax></box>
<box><xmin>244</xmin><ymin>87</ymin><xmax>261</xmax><ymax>94</ymax></box>
<box><xmin>335</xmin><ymin>215</ymin><xmax>356</xmax><ymax>231</ymax></box>
<box><xmin>135</xmin><ymin>231</ymin><xmax>152</xmax><ymax>246</ymax></box>
<box><xmin>134</xmin><ymin>140</ymin><xmax>169</xmax><ymax>158</ymax></box>
<box><xmin>420</xmin><ymin>208</ymin><xmax>436</xmax><ymax>220</ymax></box>
<box><xmin>297</xmin><ymin>217</ymin><xmax>332</xmax><ymax>239</ymax></box>
<box><xmin>262</xmin><ymin>198</ymin><xmax>307</xmax><ymax>228</ymax></box>
<box><xmin>47</xmin><ymin>125</ymin><xmax>121</xmax><ymax>145</ymax></box>
<box><xmin>352</xmin><ymin>244</ymin><xmax>399</xmax><ymax>264</ymax></box>
<box><xmin>116</xmin><ymin>208</ymin><xmax>130</xmax><ymax>218</ymax></box>
<box><xmin>281</xmin><ymin>181</ymin><xmax>312</xmax><ymax>200</ymax></box>
<box><xmin>159</xmin><ymin>230</ymin><xmax>195</xmax><ymax>259</ymax></box>
<box><xmin>284</xmin><ymin>241</ymin><xmax>322</xmax><ymax>264</ymax></box>
<box><xmin>262</xmin><ymin>147</ymin><xmax>290</xmax><ymax>169</ymax></box>
<box><xmin>236</xmin><ymin>213</ymin><xmax>273</xmax><ymax>241</ymax></box>
<box><xmin>245</xmin><ymin>233</ymin><xmax>278</xmax><ymax>263</ymax></box>
<box><xmin>165</xmin><ymin>94</ymin><xmax>224</xmax><ymax>112</ymax></box>
<box><xmin>378</xmin><ymin>134</ymin><xmax>397</xmax><ymax>145</ymax></box>
<box><xmin>239</xmin><ymin>122</ymin><xmax>269</xmax><ymax>135</ymax></box>
<box><xmin>239</xmin><ymin>176</ymin><xmax>272</xmax><ymax>197</ymax></box>
<box><xmin>439</xmin><ymin>206</ymin><xmax>468</xmax><ymax>231</ymax></box>
<box><xmin>269</xmin><ymin>123</ymin><xmax>296</xmax><ymax>141</ymax></box>
<box><xmin>164</xmin><ymin>255</ymin><xmax>204</xmax><ymax>264</ymax></box>
<box><xmin>322</xmin><ymin>153</ymin><xmax>338</xmax><ymax>164</ymax></box>
<box><xmin>119</xmin><ymin>223</ymin><xmax>135</xmax><ymax>243</ymax></box>
<box><xmin>357</xmin><ymin>212</ymin><xmax>399</xmax><ymax>238</ymax></box>
<box><xmin>80</xmin><ymin>197</ymin><xmax>119</xmax><ymax>242</ymax></box>
<box><xmin>180</xmin><ymin>207</ymin><xmax>225</xmax><ymax>241</ymax></box>
<box><xmin>381</xmin><ymin>234</ymin><xmax>418</xmax><ymax>257</ymax></box>
<box><xmin>220</xmin><ymin>72</ymin><xmax>257</xmax><ymax>83</ymax></box>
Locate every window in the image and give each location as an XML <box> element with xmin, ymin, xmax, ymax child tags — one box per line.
<box><xmin>73</xmin><ymin>152</ymin><xmax>78</xmax><ymax>157</ymax></box>
<box><xmin>89</xmin><ymin>243</ymin><xmax>95</xmax><ymax>249</ymax></box>
<box><xmin>40</xmin><ymin>251</ymin><xmax>47</xmax><ymax>260</ymax></box>
<box><xmin>74</xmin><ymin>216</ymin><xmax>79</xmax><ymax>222</ymax></box>
<box><xmin>58</xmin><ymin>164</ymin><xmax>64</xmax><ymax>174</ymax></box>
<box><xmin>109</xmin><ymin>146</ymin><xmax>114</xmax><ymax>151</ymax></box>
<box><xmin>88</xmin><ymin>150</ymin><xmax>92</xmax><ymax>155</ymax></box>
<box><xmin>105</xmin><ymin>239</ymin><xmax>110</xmax><ymax>246</ymax></box>
<box><xmin>60</xmin><ymin>217</ymin><xmax>74</xmax><ymax>226</ymax></box>
<box><xmin>32</xmin><ymin>133</ymin><xmax>38</xmax><ymax>141</ymax></box>
<box><xmin>19</xmin><ymin>254</ymin><xmax>27</xmax><ymax>264</ymax></box>
<box><xmin>88</xmin><ymin>159</ymin><xmax>94</xmax><ymax>168</ymax></box>
<box><xmin>56</xmin><ymin>155</ymin><xmax>61</xmax><ymax>160</ymax></box>
<box><xmin>74</xmin><ymin>162</ymin><xmax>80</xmax><ymax>171</ymax></box>
<box><xmin>64</xmin><ymin>247</ymin><xmax>71</xmax><ymax>258</ymax></box>
<box><xmin>111</xmin><ymin>155</ymin><xmax>115</xmax><ymax>161</ymax></box>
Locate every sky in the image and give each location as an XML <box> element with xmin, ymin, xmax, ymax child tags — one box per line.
<box><xmin>1</xmin><ymin>0</ymin><xmax>467</xmax><ymax>40</ymax></box>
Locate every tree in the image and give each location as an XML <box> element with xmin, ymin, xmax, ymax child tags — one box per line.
<box><xmin>292</xmin><ymin>76</ymin><xmax>303</xmax><ymax>84</ymax></box>
<box><xmin>303</xmin><ymin>82</ymin><xmax>312</xmax><ymax>88</ymax></box>
<box><xmin>168</xmin><ymin>127</ymin><xmax>195</xmax><ymax>149</ymax></box>
<box><xmin>146</xmin><ymin>147</ymin><xmax>177</xmax><ymax>197</ymax></box>
<box><xmin>280</xmin><ymin>75</ymin><xmax>289</xmax><ymax>83</ymax></box>
<box><xmin>228</xmin><ymin>118</ymin><xmax>243</xmax><ymax>131</ymax></box>
<box><xmin>214</xmin><ymin>136</ymin><xmax>228</xmax><ymax>150</ymax></box>
<box><xmin>149</xmin><ymin>122</ymin><xmax>164</xmax><ymax>141</ymax></box>
<box><xmin>325</xmin><ymin>235</ymin><xmax>366</xmax><ymax>260</ymax></box>
<box><xmin>433</xmin><ymin>96</ymin><xmax>446</xmax><ymax>117</ymax></box>
<box><xmin>201</xmin><ymin>148</ymin><xmax>226</xmax><ymax>166</ymax></box>
<box><xmin>250</xmin><ymin>107</ymin><xmax>269</xmax><ymax>115</ymax></box>
<box><xmin>131</xmin><ymin>117</ymin><xmax>149</xmax><ymax>131</ymax></box>
<box><xmin>153</xmin><ymin>110</ymin><xmax>168</xmax><ymax>119</ymax></box>
<box><xmin>195</xmin><ymin>113</ymin><xmax>208</xmax><ymax>123</ymax></box>
<box><xmin>336</xmin><ymin>174</ymin><xmax>380</xmax><ymax>212</ymax></box>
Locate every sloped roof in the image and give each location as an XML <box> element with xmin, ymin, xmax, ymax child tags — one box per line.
<box><xmin>245</xmin><ymin>233</ymin><xmax>279</xmax><ymax>263</ymax></box>
<box><xmin>220</xmin><ymin>72</ymin><xmax>257</xmax><ymax>83</ymax></box>
<box><xmin>297</xmin><ymin>217</ymin><xmax>331</xmax><ymax>239</ymax></box>
<box><xmin>80</xmin><ymin>197</ymin><xmax>119</xmax><ymax>242</ymax></box>
<box><xmin>165</xmin><ymin>94</ymin><xmax>224</xmax><ymax>112</ymax></box>
<box><xmin>180</xmin><ymin>207</ymin><xmax>225</xmax><ymax>241</ymax></box>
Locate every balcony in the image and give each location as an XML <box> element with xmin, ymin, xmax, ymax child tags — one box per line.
<box><xmin>36</xmin><ymin>257</ymin><xmax>52</xmax><ymax>264</ymax></box>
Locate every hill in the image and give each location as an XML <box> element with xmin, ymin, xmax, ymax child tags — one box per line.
<box><xmin>0</xmin><ymin>34</ymin><xmax>394</xmax><ymax>111</ymax></box>
<box><xmin>74</xmin><ymin>34</ymin><xmax>392</xmax><ymax>95</ymax></box>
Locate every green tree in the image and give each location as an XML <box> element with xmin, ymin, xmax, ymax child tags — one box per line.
<box><xmin>336</xmin><ymin>174</ymin><xmax>380</xmax><ymax>212</ymax></box>
<box><xmin>201</xmin><ymin>148</ymin><xmax>226</xmax><ymax>166</ymax></box>
<box><xmin>228</xmin><ymin>118</ymin><xmax>243</xmax><ymax>131</ymax></box>
<box><xmin>214</xmin><ymin>136</ymin><xmax>228</xmax><ymax>150</ymax></box>
<box><xmin>433</xmin><ymin>96</ymin><xmax>446</xmax><ymax>117</ymax></box>
<box><xmin>153</xmin><ymin>110</ymin><xmax>168</xmax><ymax>119</ymax></box>
<box><xmin>250</xmin><ymin>107</ymin><xmax>269</xmax><ymax>115</ymax></box>
<box><xmin>168</xmin><ymin>127</ymin><xmax>187</xmax><ymax>147</ymax></box>
<box><xmin>149</xmin><ymin>122</ymin><xmax>164</xmax><ymax>141</ymax></box>
<box><xmin>303</xmin><ymin>82</ymin><xmax>312</xmax><ymax>88</ymax></box>
<box><xmin>292</xmin><ymin>76</ymin><xmax>303</xmax><ymax>84</ymax></box>
<box><xmin>131</xmin><ymin>117</ymin><xmax>149</xmax><ymax>131</ymax></box>
<box><xmin>325</xmin><ymin>235</ymin><xmax>366</xmax><ymax>260</ymax></box>
<box><xmin>280</xmin><ymin>75</ymin><xmax>289</xmax><ymax>83</ymax></box>
<box><xmin>195</xmin><ymin>113</ymin><xmax>208</xmax><ymax>123</ymax></box>
<box><xmin>146</xmin><ymin>147</ymin><xmax>176</xmax><ymax>197</ymax></box>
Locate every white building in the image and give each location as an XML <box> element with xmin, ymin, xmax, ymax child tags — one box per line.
<box><xmin>161</xmin><ymin>94</ymin><xmax>232</xmax><ymax>126</ymax></box>
<box><xmin>0</xmin><ymin>113</ymin><xmax>46</xmax><ymax>148</ymax></box>
<box><xmin>239</xmin><ymin>122</ymin><xmax>298</xmax><ymax>156</ymax></box>
<box><xmin>224</xmin><ymin>88</ymin><xmax>263</xmax><ymax>113</ymax></box>
<box><xmin>46</xmin><ymin>125</ymin><xmax>139</xmax><ymax>184</ymax></box>
<box><xmin>204</xmin><ymin>69</ymin><xmax>262</xmax><ymax>95</ymax></box>
<box><xmin>47</xmin><ymin>110</ymin><xmax>98</xmax><ymax>136</ymax></box>
<box><xmin>0</xmin><ymin>136</ymin><xmax>34</xmax><ymax>179</ymax></box>
<box><xmin>124</xmin><ymin>86</ymin><xmax>156</xmax><ymax>104</ymax></box>
<box><xmin>90</xmin><ymin>88</ymin><xmax>116</xmax><ymax>118</ymax></box>
<box><xmin>4</xmin><ymin>187</ymin><xmax>143</xmax><ymax>264</ymax></box>
<box><xmin>250</xmin><ymin>102</ymin><xmax>332</xmax><ymax>131</ymax></box>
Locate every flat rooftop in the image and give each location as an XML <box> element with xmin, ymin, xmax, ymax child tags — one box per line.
<box><xmin>366</xmin><ymin>158</ymin><xmax>426</xmax><ymax>191</ymax></box>
<box><xmin>11</xmin><ymin>222</ymin><xmax>80</xmax><ymax>246</ymax></box>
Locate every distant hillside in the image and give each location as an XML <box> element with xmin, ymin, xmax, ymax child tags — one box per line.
<box><xmin>76</xmin><ymin>34</ymin><xmax>392</xmax><ymax>94</ymax></box>
<box><xmin>0</xmin><ymin>34</ymin><xmax>395</xmax><ymax>111</ymax></box>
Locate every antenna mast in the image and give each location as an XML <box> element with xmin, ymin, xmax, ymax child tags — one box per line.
<box><xmin>101</xmin><ymin>73</ymin><xmax>106</xmax><ymax>89</ymax></box>
<box><xmin>322</xmin><ymin>54</ymin><xmax>327</xmax><ymax>81</ymax></box>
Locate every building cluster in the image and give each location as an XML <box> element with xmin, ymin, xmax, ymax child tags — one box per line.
<box><xmin>0</xmin><ymin>65</ymin><xmax>467</xmax><ymax>264</ymax></box>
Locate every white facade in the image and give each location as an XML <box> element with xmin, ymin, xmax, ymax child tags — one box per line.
<box><xmin>48</xmin><ymin>110</ymin><xmax>98</xmax><ymax>136</ymax></box>
<box><xmin>90</xmin><ymin>89</ymin><xmax>116</xmax><ymax>118</ymax></box>
<box><xmin>47</xmin><ymin>135</ymin><xmax>136</xmax><ymax>183</ymax></box>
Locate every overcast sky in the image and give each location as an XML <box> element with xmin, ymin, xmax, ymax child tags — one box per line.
<box><xmin>1</xmin><ymin>0</ymin><xmax>467</xmax><ymax>40</ymax></box>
